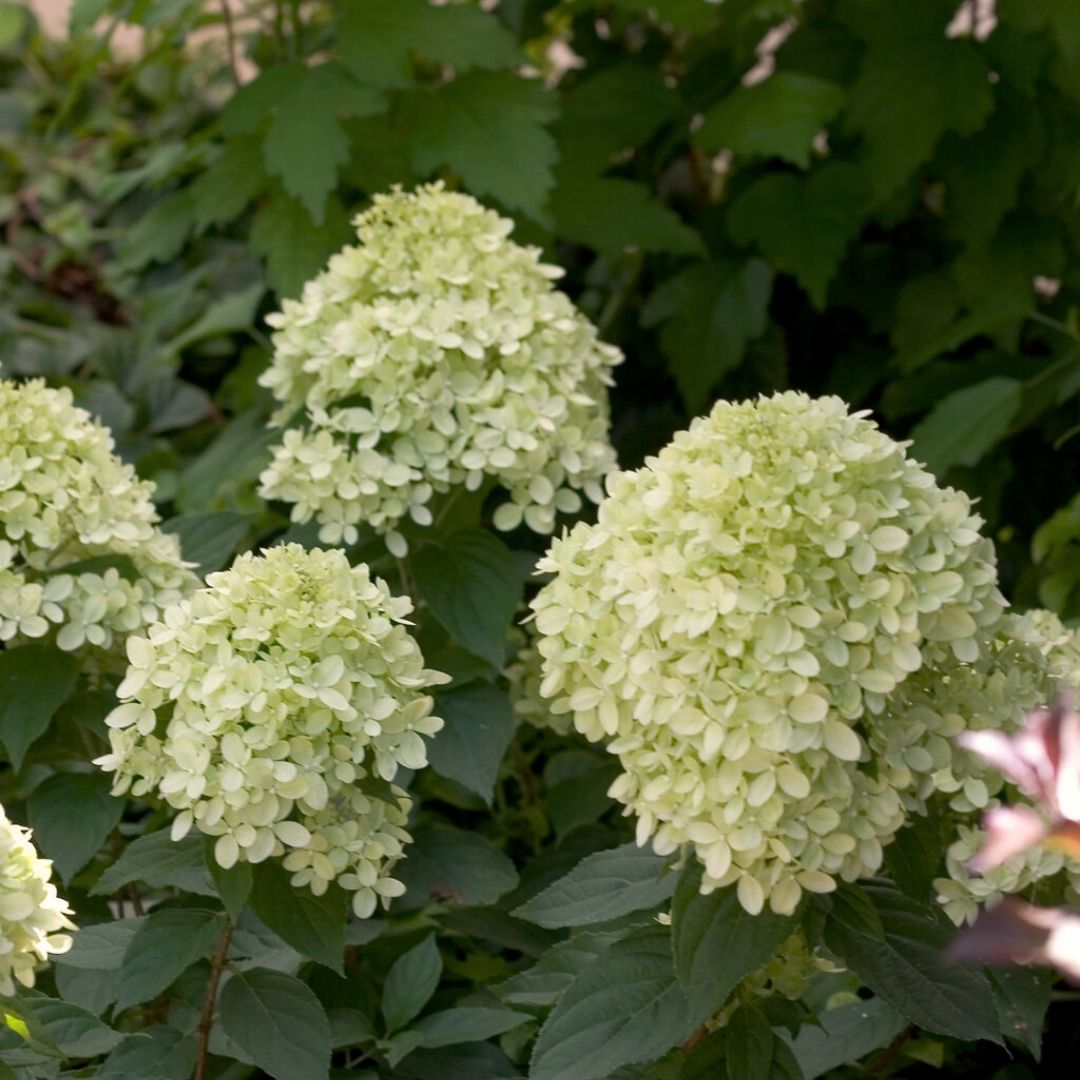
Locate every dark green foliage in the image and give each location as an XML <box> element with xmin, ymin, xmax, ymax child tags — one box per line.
<box><xmin>0</xmin><ymin>2</ymin><xmax>1078</xmax><ymax>1078</ymax></box>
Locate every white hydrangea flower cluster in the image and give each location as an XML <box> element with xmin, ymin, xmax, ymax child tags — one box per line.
<box><xmin>872</xmin><ymin>609</ymin><xmax>1080</xmax><ymax>820</ymax></box>
<box><xmin>258</xmin><ymin>183</ymin><xmax>622</xmax><ymax>556</ymax></box>
<box><xmin>95</xmin><ymin>544</ymin><xmax>450</xmax><ymax>918</ymax></box>
<box><xmin>0</xmin><ymin>379</ymin><xmax>196</xmax><ymax>654</ymax></box>
<box><xmin>505</xmin><ymin>623</ymin><xmax>574</xmax><ymax>737</ymax></box>
<box><xmin>530</xmin><ymin>392</ymin><xmax>1005</xmax><ymax>915</ymax></box>
<box><xmin>0</xmin><ymin>805</ymin><xmax>75</xmax><ymax>996</ymax></box>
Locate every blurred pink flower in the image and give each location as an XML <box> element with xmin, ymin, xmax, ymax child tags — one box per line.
<box><xmin>959</xmin><ymin>694</ymin><xmax>1080</xmax><ymax>871</ymax></box>
<box><xmin>950</xmin><ymin>695</ymin><xmax>1080</xmax><ymax>980</ymax></box>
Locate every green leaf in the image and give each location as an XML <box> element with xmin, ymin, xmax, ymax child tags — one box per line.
<box><xmin>846</xmin><ymin>9</ymin><xmax>993</xmax><ymax>198</ymax></box>
<box><xmin>117</xmin><ymin>909</ymin><xmax>225</xmax><ymax>1011</ymax></box>
<box><xmin>26</xmin><ymin>771</ymin><xmax>123</xmax><ymax>882</ymax></box>
<box><xmin>728</xmin><ymin>163</ymin><xmax>869</xmax><ymax>308</ymax></box>
<box><xmin>671</xmin><ymin>866</ymin><xmax>795</xmax><ymax>1028</ymax></box>
<box><xmin>641</xmin><ymin>258</ymin><xmax>773</xmax><ymax>411</ymax></box>
<box><xmin>827</xmin><ymin>882</ymin><xmax>885</xmax><ymax>941</ymax></box>
<box><xmin>408</xmin><ymin>71</ymin><xmax>558</xmax><ymax>221</ymax></box>
<box><xmin>823</xmin><ymin>880</ymin><xmax>999</xmax><ymax>1041</ymax></box>
<box><xmin>556</xmin><ymin>64</ymin><xmax>678</xmax><ymax>176</ymax></box>
<box><xmin>190</xmin><ymin>134</ymin><xmax>270</xmax><ymax>230</ymax></box>
<box><xmin>54</xmin><ymin>917</ymin><xmax>143</xmax><ymax>970</ymax></box>
<box><xmin>163</xmin><ymin>511</ymin><xmax>253</xmax><ymax>576</ymax></box>
<box><xmin>176</xmin><ymin>407</ymin><xmax>276</xmax><ymax>514</ymax></box>
<box><xmin>251</xmin><ymin>189</ymin><xmax>353</xmax><ymax>299</ymax></box>
<box><xmin>68</xmin><ymin>0</ymin><xmax>110</xmax><ymax>33</ymax></box>
<box><xmin>208</xmin><ymin>849</ymin><xmax>253</xmax><ymax>920</ymax></box>
<box><xmin>413</xmin><ymin>1006</ymin><xmax>531</xmax><ymax>1049</ymax></box>
<box><xmin>427</xmin><ymin>684</ymin><xmax>515</xmax><ymax>804</ymax></box>
<box><xmin>396</xmin><ymin>1045</ymin><xmax>519</xmax><ymax>1080</ymax></box>
<box><xmin>725</xmin><ymin>1004</ymin><xmax>801</xmax><ymax>1080</ymax></box>
<box><xmin>499</xmin><ymin>928</ymin><xmax>626</xmax><ymax>1008</ymax></box>
<box><xmin>0</xmin><ymin>2</ymin><xmax>26</xmax><ymax>49</ymax></box>
<box><xmin>382</xmin><ymin>934</ymin><xmax>443</xmax><ymax>1033</ymax></box>
<box><xmin>413</xmin><ymin>530</ymin><xmax>522</xmax><ymax>668</ymax></box>
<box><xmin>338</xmin><ymin>0</ymin><xmax>522</xmax><ymax>88</ymax></box>
<box><xmin>783</xmin><ymin>998</ymin><xmax>905</xmax><ymax>1080</ymax></box>
<box><xmin>262</xmin><ymin>64</ymin><xmax>385</xmax><ymax>223</ymax></box>
<box><xmin>397</xmin><ymin>824</ymin><xmax>518</xmax><ymax>909</ymax></box>
<box><xmin>164</xmin><ymin>282</ymin><xmax>265</xmax><ymax>357</ymax></box>
<box><xmin>697</xmin><ymin>72</ymin><xmax>844</xmax><ymax>168</ymax></box>
<box><xmin>249</xmin><ymin>862</ymin><xmax>348</xmax><ymax>974</ymax></box>
<box><xmin>219</xmin><ymin>968</ymin><xmax>331</xmax><ymax>1080</ymax></box>
<box><xmin>95</xmin><ymin>1024</ymin><xmax>197</xmax><ymax>1080</ymax></box>
<box><xmin>884</xmin><ymin>811</ymin><xmax>950</xmax><ymax>902</ymax></box>
<box><xmin>530</xmin><ymin>926</ymin><xmax>692</xmax><ymax>1080</ymax></box>
<box><xmin>909</xmin><ymin>377</ymin><xmax>1022</xmax><ymax>475</ymax></box>
<box><xmin>514</xmin><ymin>843</ymin><xmax>674</xmax><ymax>929</ymax></box>
<box><xmin>92</xmin><ymin>830</ymin><xmax>215</xmax><ymax>896</ymax></box>
<box><xmin>117</xmin><ymin>190</ymin><xmax>195</xmax><ymax>270</ymax></box>
<box><xmin>551</xmin><ymin>177</ymin><xmax>703</xmax><ymax>255</ymax></box>
<box><xmin>0</xmin><ymin>644</ymin><xmax>78</xmax><ymax>769</ymax></box>
<box><xmin>990</xmin><ymin>967</ymin><xmax>1053</xmax><ymax>1060</ymax></box>
<box><xmin>19</xmin><ymin>994</ymin><xmax>123</xmax><ymax>1058</ymax></box>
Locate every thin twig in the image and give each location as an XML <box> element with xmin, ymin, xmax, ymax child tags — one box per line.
<box><xmin>867</xmin><ymin>1025</ymin><xmax>913</xmax><ymax>1077</ymax></box>
<box><xmin>127</xmin><ymin>884</ymin><xmax>144</xmax><ymax>917</ymax></box>
<box><xmin>194</xmin><ymin>921</ymin><xmax>235</xmax><ymax>1080</ymax></box>
<box><xmin>219</xmin><ymin>0</ymin><xmax>241</xmax><ymax>89</ymax></box>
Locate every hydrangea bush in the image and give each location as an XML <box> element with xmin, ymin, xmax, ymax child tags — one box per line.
<box><xmin>0</xmin><ymin>379</ymin><xmax>195</xmax><ymax>655</ymax></box>
<box><xmin>258</xmin><ymin>183</ymin><xmax>621</xmax><ymax>555</ymax></box>
<box><xmin>0</xmin><ymin>806</ymin><xmax>74</xmax><ymax>997</ymax></box>
<box><xmin>96</xmin><ymin>544</ymin><xmax>448</xmax><ymax>917</ymax></box>
<box><xmin>531</xmin><ymin>392</ymin><xmax>1007</xmax><ymax>914</ymax></box>
<box><xmin>1</xmin><ymin>200</ymin><xmax>1076</xmax><ymax>1080</ymax></box>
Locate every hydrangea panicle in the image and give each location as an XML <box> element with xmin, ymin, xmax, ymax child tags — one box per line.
<box><xmin>258</xmin><ymin>183</ymin><xmax>622</xmax><ymax>554</ymax></box>
<box><xmin>530</xmin><ymin>392</ymin><xmax>1005</xmax><ymax>915</ymax></box>
<box><xmin>0</xmin><ymin>379</ymin><xmax>196</xmax><ymax>655</ymax></box>
<box><xmin>0</xmin><ymin>806</ymin><xmax>74</xmax><ymax>996</ymax></box>
<box><xmin>96</xmin><ymin>544</ymin><xmax>450</xmax><ymax>918</ymax></box>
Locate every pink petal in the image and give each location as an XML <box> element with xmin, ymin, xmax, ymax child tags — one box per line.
<box><xmin>958</xmin><ymin>729</ymin><xmax>1044</xmax><ymax>795</ymax></box>
<box><xmin>951</xmin><ymin>897</ymin><xmax>1080</xmax><ymax>984</ymax></box>
<box><xmin>1052</xmin><ymin>698</ymin><xmax>1080</xmax><ymax>822</ymax></box>
<box><xmin>969</xmin><ymin>806</ymin><xmax>1048</xmax><ymax>874</ymax></box>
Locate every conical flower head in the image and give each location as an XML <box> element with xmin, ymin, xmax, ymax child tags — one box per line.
<box><xmin>531</xmin><ymin>392</ymin><xmax>1005</xmax><ymax>914</ymax></box>
<box><xmin>97</xmin><ymin>544</ymin><xmax>450</xmax><ymax>918</ymax></box>
<box><xmin>259</xmin><ymin>182</ymin><xmax>622</xmax><ymax>555</ymax></box>
<box><xmin>0</xmin><ymin>379</ymin><xmax>196</xmax><ymax>654</ymax></box>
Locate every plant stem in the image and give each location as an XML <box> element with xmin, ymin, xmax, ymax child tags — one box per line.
<box><xmin>194</xmin><ymin>921</ymin><xmax>235</xmax><ymax>1080</ymax></box>
<box><xmin>868</xmin><ymin>1025</ymin><xmax>913</xmax><ymax>1077</ymax></box>
<box><xmin>220</xmin><ymin>0</ymin><xmax>241</xmax><ymax>89</ymax></box>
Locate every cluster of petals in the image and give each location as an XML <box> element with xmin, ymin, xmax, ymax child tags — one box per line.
<box><xmin>932</xmin><ymin>634</ymin><xmax>1080</xmax><ymax>925</ymax></box>
<box><xmin>875</xmin><ymin>609</ymin><xmax>1080</xmax><ymax>823</ymax></box>
<box><xmin>506</xmin><ymin>623</ymin><xmax>574</xmax><ymax>737</ymax></box>
<box><xmin>258</xmin><ymin>183</ymin><xmax>621</xmax><ymax>555</ymax></box>
<box><xmin>96</xmin><ymin>544</ymin><xmax>449</xmax><ymax>918</ymax></box>
<box><xmin>530</xmin><ymin>392</ymin><xmax>1005</xmax><ymax>915</ymax></box>
<box><xmin>0</xmin><ymin>379</ymin><xmax>195</xmax><ymax>654</ymax></box>
<box><xmin>0</xmin><ymin>805</ymin><xmax>74</xmax><ymax>996</ymax></box>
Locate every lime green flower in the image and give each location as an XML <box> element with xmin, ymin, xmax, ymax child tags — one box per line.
<box><xmin>531</xmin><ymin>392</ymin><xmax>1005</xmax><ymax>914</ymax></box>
<box><xmin>259</xmin><ymin>183</ymin><xmax>621</xmax><ymax>555</ymax></box>
<box><xmin>96</xmin><ymin>544</ymin><xmax>450</xmax><ymax>918</ymax></box>
<box><xmin>0</xmin><ymin>806</ymin><xmax>74</xmax><ymax>996</ymax></box>
<box><xmin>505</xmin><ymin>622</ymin><xmax>575</xmax><ymax>737</ymax></box>
<box><xmin>0</xmin><ymin>379</ymin><xmax>195</xmax><ymax>654</ymax></box>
